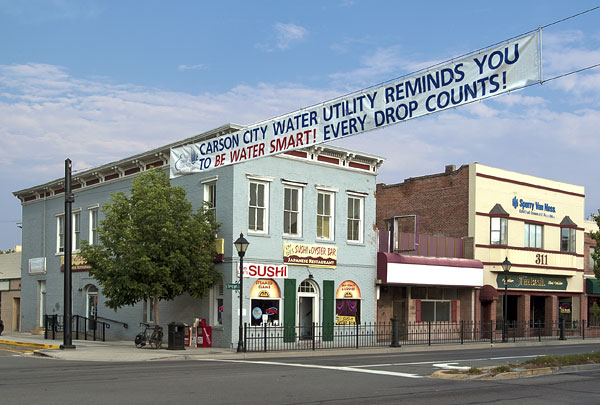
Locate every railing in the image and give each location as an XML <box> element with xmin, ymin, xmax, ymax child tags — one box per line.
<box><xmin>44</xmin><ymin>314</ymin><xmax>109</xmax><ymax>342</ymax></box>
<box><xmin>243</xmin><ymin>319</ymin><xmax>600</xmax><ymax>352</ymax></box>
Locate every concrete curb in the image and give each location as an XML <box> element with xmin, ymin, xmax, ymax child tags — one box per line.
<box><xmin>0</xmin><ymin>339</ymin><xmax>61</xmax><ymax>349</ymax></box>
<box><xmin>431</xmin><ymin>364</ymin><xmax>600</xmax><ymax>381</ymax></box>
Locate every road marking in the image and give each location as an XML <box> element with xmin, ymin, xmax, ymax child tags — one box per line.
<box><xmin>352</xmin><ymin>355</ymin><xmax>541</xmax><ymax>368</ymax></box>
<box><xmin>197</xmin><ymin>359</ymin><xmax>423</xmax><ymax>379</ymax></box>
<box><xmin>433</xmin><ymin>363</ymin><xmax>471</xmax><ymax>370</ymax></box>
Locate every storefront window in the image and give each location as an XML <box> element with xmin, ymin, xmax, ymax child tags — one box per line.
<box><xmin>589</xmin><ymin>297</ymin><xmax>600</xmax><ymax>327</ymax></box>
<box><xmin>421</xmin><ymin>301</ymin><xmax>450</xmax><ymax>322</ymax></box>
<box><xmin>250</xmin><ymin>299</ymin><xmax>280</xmax><ymax>326</ymax></box>
<box><xmin>335</xmin><ymin>280</ymin><xmax>362</xmax><ymax>325</ymax></box>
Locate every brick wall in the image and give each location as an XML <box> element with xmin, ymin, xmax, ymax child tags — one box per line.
<box><xmin>584</xmin><ymin>233</ymin><xmax>597</xmax><ymax>276</ymax></box>
<box><xmin>376</xmin><ymin>165</ymin><xmax>470</xmax><ymax>239</ymax></box>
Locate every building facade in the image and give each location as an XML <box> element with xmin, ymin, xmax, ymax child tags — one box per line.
<box><xmin>14</xmin><ymin>124</ymin><xmax>384</xmax><ymax>347</ymax></box>
<box><xmin>0</xmin><ymin>246</ymin><xmax>22</xmax><ymax>333</ymax></box>
<box><xmin>376</xmin><ymin>163</ymin><xmax>586</xmax><ymax>329</ymax></box>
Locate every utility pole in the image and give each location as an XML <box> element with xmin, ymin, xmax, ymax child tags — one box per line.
<box><xmin>61</xmin><ymin>158</ymin><xmax>76</xmax><ymax>350</ymax></box>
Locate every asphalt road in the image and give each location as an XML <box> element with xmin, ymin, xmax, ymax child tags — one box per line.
<box><xmin>1</xmin><ymin>342</ymin><xmax>599</xmax><ymax>404</ymax></box>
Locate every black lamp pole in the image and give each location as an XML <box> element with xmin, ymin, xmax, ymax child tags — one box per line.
<box><xmin>234</xmin><ymin>233</ymin><xmax>249</xmax><ymax>353</ymax></box>
<box><xmin>501</xmin><ymin>257</ymin><xmax>512</xmax><ymax>343</ymax></box>
<box><xmin>61</xmin><ymin>159</ymin><xmax>76</xmax><ymax>350</ymax></box>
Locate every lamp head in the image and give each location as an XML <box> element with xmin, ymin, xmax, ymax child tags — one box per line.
<box><xmin>234</xmin><ymin>233</ymin><xmax>249</xmax><ymax>257</ymax></box>
<box><xmin>501</xmin><ymin>257</ymin><xmax>512</xmax><ymax>273</ymax></box>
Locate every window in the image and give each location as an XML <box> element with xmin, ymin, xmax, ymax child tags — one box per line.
<box><xmin>591</xmin><ymin>247</ymin><xmax>597</xmax><ymax>271</ymax></box>
<box><xmin>143</xmin><ymin>299</ymin><xmax>155</xmax><ymax>324</ymax></box>
<box><xmin>317</xmin><ymin>191</ymin><xmax>334</xmax><ymax>240</ymax></box>
<box><xmin>524</xmin><ymin>223</ymin><xmax>543</xmax><ymax>249</ymax></box>
<box><xmin>204</xmin><ymin>181</ymin><xmax>216</xmax><ymax>219</ymax></box>
<box><xmin>249</xmin><ymin>181</ymin><xmax>268</xmax><ymax>233</ymax></box>
<box><xmin>347</xmin><ymin>195</ymin><xmax>364</xmax><ymax>243</ymax></box>
<box><xmin>73</xmin><ymin>211</ymin><xmax>81</xmax><ymax>251</ymax></box>
<box><xmin>561</xmin><ymin>227</ymin><xmax>576</xmax><ymax>252</ymax></box>
<box><xmin>89</xmin><ymin>208</ymin><xmax>99</xmax><ymax>245</ymax></box>
<box><xmin>214</xmin><ymin>282</ymin><xmax>224</xmax><ymax>326</ymax></box>
<box><xmin>490</xmin><ymin>217</ymin><xmax>508</xmax><ymax>245</ymax></box>
<box><xmin>57</xmin><ymin>215</ymin><xmax>65</xmax><ymax>253</ymax></box>
<box><xmin>421</xmin><ymin>301</ymin><xmax>450</xmax><ymax>322</ymax></box>
<box><xmin>283</xmin><ymin>186</ymin><xmax>302</xmax><ymax>236</ymax></box>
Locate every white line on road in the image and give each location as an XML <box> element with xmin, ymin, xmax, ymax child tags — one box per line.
<box><xmin>197</xmin><ymin>359</ymin><xmax>423</xmax><ymax>379</ymax></box>
<box><xmin>351</xmin><ymin>354</ymin><xmax>541</xmax><ymax>368</ymax></box>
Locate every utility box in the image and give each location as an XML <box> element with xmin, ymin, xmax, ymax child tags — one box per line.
<box><xmin>167</xmin><ymin>322</ymin><xmax>186</xmax><ymax>350</ymax></box>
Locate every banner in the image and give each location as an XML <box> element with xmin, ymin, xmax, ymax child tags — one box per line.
<box><xmin>171</xmin><ymin>32</ymin><xmax>540</xmax><ymax>177</ymax></box>
<box><xmin>283</xmin><ymin>242</ymin><xmax>338</xmax><ymax>268</ymax></box>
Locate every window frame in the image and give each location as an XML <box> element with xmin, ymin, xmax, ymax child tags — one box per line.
<box><xmin>316</xmin><ymin>189</ymin><xmax>335</xmax><ymax>241</ymax></box>
<box><xmin>347</xmin><ymin>193</ymin><xmax>364</xmax><ymax>244</ymax></box>
<box><xmin>560</xmin><ymin>227</ymin><xmax>576</xmax><ymax>253</ymax></box>
<box><xmin>524</xmin><ymin>222</ymin><xmax>543</xmax><ymax>249</ymax></box>
<box><xmin>88</xmin><ymin>206</ymin><xmax>99</xmax><ymax>246</ymax></box>
<box><xmin>248</xmin><ymin>178</ymin><xmax>270</xmax><ymax>235</ymax></box>
<box><xmin>420</xmin><ymin>300</ymin><xmax>451</xmax><ymax>322</ymax></box>
<box><xmin>490</xmin><ymin>216</ymin><xmax>508</xmax><ymax>245</ymax></box>
<box><xmin>202</xmin><ymin>176</ymin><xmax>218</xmax><ymax>220</ymax></box>
<box><xmin>283</xmin><ymin>183</ymin><xmax>303</xmax><ymax>237</ymax></box>
<box><xmin>73</xmin><ymin>210</ymin><xmax>81</xmax><ymax>252</ymax></box>
<box><xmin>56</xmin><ymin>214</ymin><xmax>65</xmax><ymax>254</ymax></box>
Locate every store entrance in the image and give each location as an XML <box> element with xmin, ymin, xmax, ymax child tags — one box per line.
<box><xmin>531</xmin><ymin>296</ymin><xmax>546</xmax><ymax>327</ymax></box>
<box><xmin>299</xmin><ymin>297</ymin><xmax>313</xmax><ymax>340</ymax></box>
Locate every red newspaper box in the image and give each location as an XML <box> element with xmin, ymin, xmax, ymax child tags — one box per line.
<box><xmin>196</xmin><ymin>319</ymin><xmax>212</xmax><ymax>348</ymax></box>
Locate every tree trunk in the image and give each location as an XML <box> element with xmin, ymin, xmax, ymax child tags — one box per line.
<box><xmin>154</xmin><ymin>295</ymin><xmax>159</xmax><ymax>326</ymax></box>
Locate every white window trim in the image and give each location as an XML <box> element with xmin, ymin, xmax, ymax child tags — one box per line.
<box><xmin>72</xmin><ymin>210</ymin><xmax>81</xmax><ymax>252</ymax></box>
<box><xmin>88</xmin><ymin>207</ymin><xmax>99</xmax><ymax>246</ymax></box>
<box><xmin>317</xmin><ymin>190</ymin><xmax>335</xmax><ymax>241</ymax></box>
<box><xmin>56</xmin><ymin>214</ymin><xmax>65</xmax><ymax>255</ymax></box>
<box><xmin>200</xmin><ymin>175</ymin><xmax>218</xmax><ymax>184</ymax></box>
<box><xmin>248</xmin><ymin>180</ymin><xmax>270</xmax><ymax>235</ymax></box>
<box><xmin>246</xmin><ymin>174</ymin><xmax>274</xmax><ymax>183</ymax></box>
<box><xmin>283</xmin><ymin>184</ymin><xmax>303</xmax><ymax>238</ymax></box>
<box><xmin>347</xmin><ymin>194</ymin><xmax>364</xmax><ymax>244</ymax></box>
<box><xmin>315</xmin><ymin>185</ymin><xmax>339</xmax><ymax>193</ymax></box>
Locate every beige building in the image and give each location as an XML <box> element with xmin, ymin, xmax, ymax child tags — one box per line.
<box><xmin>0</xmin><ymin>246</ymin><xmax>22</xmax><ymax>333</ymax></box>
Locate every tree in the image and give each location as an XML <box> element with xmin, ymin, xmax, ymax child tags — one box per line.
<box><xmin>79</xmin><ymin>168</ymin><xmax>220</xmax><ymax>325</ymax></box>
<box><xmin>591</xmin><ymin>210</ymin><xmax>600</xmax><ymax>281</ymax></box>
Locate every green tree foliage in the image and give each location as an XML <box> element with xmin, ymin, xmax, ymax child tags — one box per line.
<box><xmin>79</xmin><ymin>169</ymin><xmax>220</xmax><ymax>325</ymax></box>
<box><xmin>591</xmin><ymin>210</ymin><xmax>600</xmax><ymax>281</ymax></box>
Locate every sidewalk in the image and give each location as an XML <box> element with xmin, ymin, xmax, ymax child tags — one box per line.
<box><xmin>2</xmin><ymin>331</ymin><xmax>600</xmax><ymax>362</ymax></box>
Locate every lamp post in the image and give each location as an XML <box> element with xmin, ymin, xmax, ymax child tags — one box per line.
<box><xmin>234</xmin><ymin>233</ymin><xmax>249</xmax><ymax>353</ymax></box>
<box><xmin>501</xmin><ymin>257</ymin><xmax>512</xmax><ymax>343</ymax></box>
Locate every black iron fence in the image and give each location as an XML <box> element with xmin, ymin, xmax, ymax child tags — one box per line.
<box><xmin>243</xmin><ymin>319</ymin><xmax>600</xmax><ymax>352</ymax></box>
<box><xmin>44</xmin><ymin>314</ymin><xmax>109</xmax><ymax>342</ymax></box>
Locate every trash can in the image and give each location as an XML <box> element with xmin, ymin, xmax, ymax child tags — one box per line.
<box><xmin>167</xmin><ymin>322</ymin><xmax>186</xmax><ymax>350</ymax></box>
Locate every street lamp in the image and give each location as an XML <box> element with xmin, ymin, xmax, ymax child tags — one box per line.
<box><xmin>501</xmin><ymin>257</ymin><xmax>512</xmax><ymax>343</ymax></box>
<box><xmin>234</xmin><ymin>233</ymin><xmax>249</xmax><ymax>353</ymax></box>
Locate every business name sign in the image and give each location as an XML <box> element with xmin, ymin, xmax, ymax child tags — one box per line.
<box><xmin>497</xmin><ymin>273</ymin><xmax>567</xmax><ymax>290</ymax></box>
<box><xmin>283</xmin><ymin>242</ymin><xmax>338</xmax><ymax>268</ymax></box>
<box><xmin>60</xmin><ymin>255</ymin><xmax>92</xmax><ymax>272</ymax></box>
<box><xmin>239</xmin><ymin>262</ymin><xmax>289</xmax><ymax>278</ymax></box>
<box><xmin>171</xmin><ymin>32</ymin><xmax>540</xmax><ymax>177</ymax></box>
<box><xmin>512</xmin><ymin>196</ymin><xmax>556</xmax><ymax>219</ymax></box>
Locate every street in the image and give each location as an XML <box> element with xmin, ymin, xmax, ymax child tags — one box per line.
<box><xmin>1</xmin><ymin>343</ymin><xmax>599</xmax><ymax>404</ymax></box>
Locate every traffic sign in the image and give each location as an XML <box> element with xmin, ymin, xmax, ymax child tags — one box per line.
<box><xmin>226</xmin><ymin>283</ymin><xmax>240</xmax><ymax>290</ymax></box>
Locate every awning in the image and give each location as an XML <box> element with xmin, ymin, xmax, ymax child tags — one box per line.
<box><xmin>377</xmin><ymin>252</ymin><xmax>484</xmax><ymax>287</ymax></box>
<box><xmin>479</xmin><ymin>284</ymin><xmax>498</xmax><ymax>302</ymax></box>
<box><xmin>586</xmin><ymin>278</ymin><xmax>600</xmax><ymax>295</ymax></box>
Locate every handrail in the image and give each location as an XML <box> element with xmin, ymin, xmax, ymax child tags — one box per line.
<box><xmin>97</xmin><ymin>316</ymin><xmax>128</xmax><ymax>329</ymax></box>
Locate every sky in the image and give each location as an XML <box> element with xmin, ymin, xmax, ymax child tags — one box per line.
<box><xmin>1</xmin><ymin>0</ymin><xmax>600</xmax><ymax>250</ymax></box>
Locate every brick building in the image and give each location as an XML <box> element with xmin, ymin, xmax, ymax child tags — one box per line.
<box><xmin>376</xmin><ymin>163</ymin><xmax>586</xmax><ymax>332</ymax></box>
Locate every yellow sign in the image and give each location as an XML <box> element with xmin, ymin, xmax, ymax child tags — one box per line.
<box><xmin>60</xmin><ymin>255</ymin><xmax>92</xmax><ymax>272</ymax></box>
<box><xmin>336</xmin><ymin>280</ymin><xmax>361</xmax><ymax>299</ymax></box>
<box><xmin>335</xmin><ymin>315</ymin><xmax>356</xmax><ymax>325</ymax></box>
<box><xmin>283</xmin><ymin>243</ymin><xmax>337</xmax><ymax>269</ymax></box>
<box><xmin>249</xmin><ymin>278</ymin><xmax>281</xmax><ymax>299</ymax></box>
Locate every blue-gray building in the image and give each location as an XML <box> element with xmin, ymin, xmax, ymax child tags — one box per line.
<box><xmin>14</xmin><ymin>124</ymin><xmax>384</xmax><ymax>348</ymax></box>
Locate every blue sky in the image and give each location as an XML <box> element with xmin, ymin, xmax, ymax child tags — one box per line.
<box><xmin>1</xmin><ymin>0</ymin><xmax>600</xmax><ymax>249</ymax></box>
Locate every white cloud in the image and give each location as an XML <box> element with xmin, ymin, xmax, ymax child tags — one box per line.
<box><xmin>274</xmin><ymin>23</ymin><xmax>308</xmax><ymax>50</ymax></box>
<box><xmin>177</xmin><ymin>64</ymin><xmax>206</xmax><ymax>71</ymax></box>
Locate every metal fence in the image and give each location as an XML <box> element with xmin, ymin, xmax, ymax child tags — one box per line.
<box><xmin>243</xmin><ymin>320</ymin><xmax>600</xmax><ymax>352</ymax></box>
<box><xmin>44</xmin><ymin>314</ymin><xmax>108</xmax><ymax>342</ymax></box>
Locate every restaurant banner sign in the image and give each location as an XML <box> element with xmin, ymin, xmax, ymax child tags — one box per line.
<box><xmin>60</xmin><ymin>255</ymin><xmax>92</xmax><ymax>272</ymax></box>
<box><xmin>171</xmin><ymin>32</ymin><xmax>540</xmax><ymax>178</ymax></box>
<box><xmin>496</xmin><ymin>273</ymin><xmax>567</xmax><ymax>290</ymax></box>
<box><xmin>283</xmin><ymin>242</ymin><xmax>337</xmax><ymax>269</ymax></box>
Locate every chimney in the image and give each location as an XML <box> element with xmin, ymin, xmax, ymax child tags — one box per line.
<box><xmin>445</xmin><ymin>165</ymin><xmax>456</xmax><ymax>174</ymax></box>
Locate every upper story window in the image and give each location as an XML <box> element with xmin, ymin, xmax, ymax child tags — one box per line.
<box><xmin>560</xmin><ymin>216</ymin><xmax>577</xmax><ymax>253</ymax></box>
<box><xmin>524</xmin><ymin>223</ymin><xmax>543</xmax><ymax>249</ymax></box>
<box><xmin>89</xmin><ymin>207</ymin><xmax>99</xmax><ymax>246</ymax></box>
<box><xmin>347</xmin><ymin>194</ymin><xmax>364</xmax><ymax>243</ymax></box>
<box><xmin>591</xmin><ymin>247</ymin><xmax>597</xmax><ymax>271</ymax></box>
<box><xmin>317</xmin><ymin>190</ymin><xmax>335</xmax><ymax>240</ymax></box>
<box><xmin>204</xmin><ymin>181</ymin><xmax>217</xmax><ymax>219</ymax></box>
<box><xmin>283</xmin><ymin>185</ymin><xmax>302</xmax><ymax>237</ymax></box>
<box><xmin>489</xmin><ymin>204</ymin><xmax>509</xmax><ymax>246</ymax></box>
<box><xmin>248</xmin><ymin>179</ymin><xmax>269</xmax><ymax>234</ymax></box>
<box><xmin>57</xmin><ymin>214</ymin><xmax>65</xmax><ymax>253</ymax></box>
<box><xmin>73</xmin><ymin>211</ymin><xmax>81</xmax><ymax>251</ymax></box>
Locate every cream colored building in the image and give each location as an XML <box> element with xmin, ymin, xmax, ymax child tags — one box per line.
<box><xmin>0</xmin><ymin>246</ymin><xmax>22</xmax><ymax>333</ymax></box>
<box><xmin>471</xmin><ymin>164</ymin><xmax>585</xmax><ymax>327</ymax></box>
